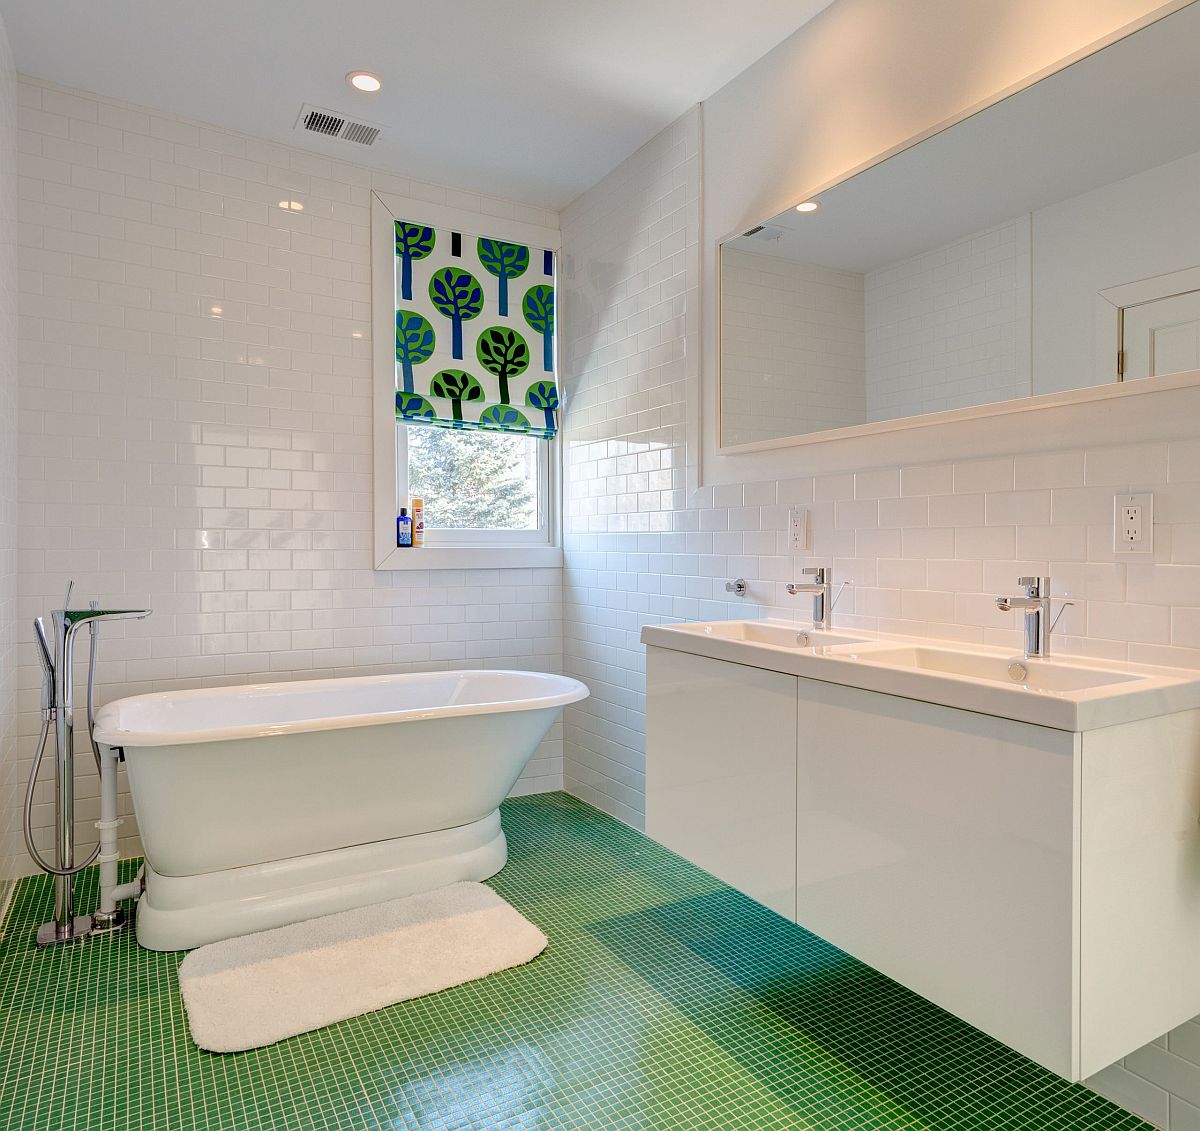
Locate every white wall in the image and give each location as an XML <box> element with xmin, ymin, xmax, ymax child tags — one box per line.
<box><xmin>0</xmin><ymin>13</ymin><xmax>17</xmax><ymax>913</ymax></box>
<box><xmin>559</xmin><ymin>109</ymin><xmax>700</xmax><ymax>826</ymax></box>
<box><xmin>12</xmin><ymin>77</ymin><xmax>564</xmax><ymax>879</ymax></box>
<box><xmin>722</xmin><ymin>247</ymin><xmax>864</xmax><ymax>444</ymax></box>
<box><xmin>562</xmin><ymin>108</ymin><xmax>1200</xmax><ymax>819</ymax></box>
<box><xmin>865</xmin><ymin>216</ymin><xmax>1031</xmax><ymax>420</ymax></box>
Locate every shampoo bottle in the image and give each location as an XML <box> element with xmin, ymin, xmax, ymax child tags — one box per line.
<box><xmin>411</xmin><ymin>497</ymin><xmax>425</xmax><ymax>547</ymax></box>
<box><xmin>396</xmin><ymin>508</ymin><xmax>412</xmax><ymax>547</ymax></box>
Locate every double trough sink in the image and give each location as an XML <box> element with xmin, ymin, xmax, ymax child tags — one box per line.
<box><xmin>645</xmin><ymin>619</ymin><xmax>1200</xmax><ymax>731</ymax></box>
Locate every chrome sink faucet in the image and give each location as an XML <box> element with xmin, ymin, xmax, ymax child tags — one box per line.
<box><xmin>787</xmin><ymin>567</ymin><xmax>849</xmax><ymax>630</ymax></box>
<box><xmin>995</xmin><ymin>575</ymin><xmax>1072</xmax><ymax>659</ymax></box>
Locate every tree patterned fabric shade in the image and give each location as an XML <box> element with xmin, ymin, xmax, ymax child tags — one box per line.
<box><xmin>394</xmin><ymin>221</ymin><xmax>559</xmax><ymax>439</ymax></box>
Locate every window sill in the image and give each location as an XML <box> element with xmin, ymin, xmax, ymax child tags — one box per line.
<box><xmin>374</xmin><ymin>544</ymin><xmax>563</xmax><ymax>571</ymax></box>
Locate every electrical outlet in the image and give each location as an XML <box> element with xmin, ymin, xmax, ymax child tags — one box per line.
<box><xmin>789</xmin><ymin>507</ymin><xmax>810</xmax><ymax>552</ymax></box>
<box><xmin>1113</xmin><ymin>492</ymin><xmax>1153</xmax><ymax>553</ymax></box>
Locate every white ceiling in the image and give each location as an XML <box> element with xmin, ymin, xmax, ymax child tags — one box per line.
<box><xmin>0</xmin><ymin>0</ymin><xmax>835</xmax><ymax>210</ymax></box>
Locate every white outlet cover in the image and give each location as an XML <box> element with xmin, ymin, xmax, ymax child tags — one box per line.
<box><xmin>1113</xmin><ymin>492</ymin><xmax>1153</xmax><ymax>553</ymax></box>
<box><xmin>789</xmin><ymin>507</ymin><xmax>810</xmax><ymax>552</ymax></box>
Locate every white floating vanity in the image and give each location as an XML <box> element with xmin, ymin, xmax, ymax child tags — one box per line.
<box><xmin>642</xmin><ymin>620</ymin><xmax>1200</xmax><ymax>1081</ymax></box>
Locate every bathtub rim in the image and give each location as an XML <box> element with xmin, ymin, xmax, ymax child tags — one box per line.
<box><xmin>94</xmin><ymin>668</ymin><xmax>589</xmax><ymax>748</ymax></box>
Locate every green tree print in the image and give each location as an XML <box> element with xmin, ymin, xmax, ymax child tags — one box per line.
<box><xmin>475</xmin><ymin>327</ymin><xmax>530</xmax><ymax>404</ymax></box>
<box><xmin>478</xmin><ymin>404</ymin><xmax>532</xmax><ymax>433</ymax></box>
<box><xmin>524</xmin><ymin>380</ymin><xmax>559</xmax><ymax>436</ymax></box>
<box><xmin>429</xmin><ymin>368</ymin><xmax>485</xmax><ymax>423</ymax></box>
<box><xmin>429</xmin><ymin>268</ymin><xmax>484</xmax><ymax>360</ymax></box>
<box><xmin>395</xmin><ymin>391</ymin><xmax>437</xmax><ymax>422</ymax></box>
<box><xmin>477</xmin><ymin>239</ymin><xmax>529</xmax><ymax>317</ymax></box>
<box><xmin>394</xmin><ymin>222</ymin><xmax>435</xmax><ymax>301</ymax></box>
<box><xmin>522</xmin><ymin>284</ymin><xmax>555</xmax><ymax>372</ymax></box>
<box><xmin>395</xmin><ymin>311</ymin><xmax>435</xmax><ymax>394</ymax></box>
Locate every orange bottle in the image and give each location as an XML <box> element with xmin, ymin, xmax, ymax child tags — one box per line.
<box><xmin>411</xmin><ymin>497</ymin><xmax>425</xmax><ymax>547</ymax></box>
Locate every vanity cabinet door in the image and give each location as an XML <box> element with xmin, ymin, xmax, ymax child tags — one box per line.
<box><xmin>795</xmin><ymin>677</ymin><xmax>1079</xmax><ymax>1078</ymax></box>
<box><xmin>645</xmin><ymin>646</ymin><xmax>798</xmax><ymax>917</ymax></box>
<box><xmin>1077</xmin><ymin>709</ymin><xmax>1200</xmax><ymax>1078</ymax></box>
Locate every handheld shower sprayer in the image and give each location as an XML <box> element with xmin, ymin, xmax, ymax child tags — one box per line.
<box><xmin>23</xmin><ymin>583</ymin><xmax>152</xmax><ymax>946</ymax></box>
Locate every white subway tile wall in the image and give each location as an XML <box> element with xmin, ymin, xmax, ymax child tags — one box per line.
<box><xmin>0</xmin><ymin>20</ymin><xmax>17</xmax><ymax>908</ymax></box>
<box><xmin>560</xmin><ymin>107</ymin><xmax>1200</xmax><ymax>1130</ymax></box>
<box><xmin>12</xmin><ymin>76</ymin><xmax>563</xmax><ymax>879</ymax></box>
<box><xmin>865</xmin><ymin>216</ymin><xmax>1031</xmax><ymax>421</ymax></box>
<box><xmin>721</xmin><ymin>246</ymin><xmax>865</xmax><ymax>444</ymax></box>
<box><xmin>560</xmin><ymin>109</ymin><xmax>700</xmax><ymax>829</ymax></box>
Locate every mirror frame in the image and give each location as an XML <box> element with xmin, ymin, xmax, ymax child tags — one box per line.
<box><xmin>713</xmin><ymin>2</ymin><xmax>1200</xmax><ymax>458</ymax></box>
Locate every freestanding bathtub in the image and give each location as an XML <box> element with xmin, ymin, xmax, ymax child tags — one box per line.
<box><xmin>93</xmin><ymin>669</ymin><xmax>589</xmax><ymax>951</ymax></box>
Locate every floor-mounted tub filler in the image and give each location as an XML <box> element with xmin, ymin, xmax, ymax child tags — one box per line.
<box><xmin>23</xmin><ymin>584</ymin><xmax>153</xmax><ymax>947</ymax></box>
<box><xmin>23</xmin><ymin>584</ymin><xmax>588</xmax><ymax>953</ymax></box>
<box><xmin>94</xmin><ymin>669</ymin><xmax>588</xmax><ymax>951</ymax></box>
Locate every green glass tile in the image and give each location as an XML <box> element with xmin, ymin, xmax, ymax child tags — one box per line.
<box><xmin>0</xmin><ymin>793</ymin><xmax>1152</xmax><ymax>1130</ymax></box>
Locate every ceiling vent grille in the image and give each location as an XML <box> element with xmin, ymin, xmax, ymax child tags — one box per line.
<box><xmin>340</xmin><ymin>120</ymin><xmax>381</xmax><ymax>146</ymax></box>
<box><xmin>744</xmin><ymin>224</ymin><xmax>784</xmax><ymax>242</ymax></box>
<box><xmin>303</xmin><ymin>109</ymin><xmax>345</xmax><ymax>137</ymax></box>
<box><xmin>295</xmin><ymin>104</ymin><xmax>383</xmax><ymax>147</ymax></box>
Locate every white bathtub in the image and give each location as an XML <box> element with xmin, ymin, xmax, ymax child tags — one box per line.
<box><xmin>94</xmin><ymin>669</ymin><xmax>588</xmax><ymax>951</ymax></box>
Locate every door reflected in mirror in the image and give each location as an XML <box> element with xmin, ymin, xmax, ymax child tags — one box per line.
<box><xmin>719</xmin><ymin>1</ymin><xmax>1200</xmax><ymax>448</ymax></box>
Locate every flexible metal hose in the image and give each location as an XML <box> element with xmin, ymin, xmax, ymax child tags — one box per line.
<box><xmin>22</xmin><ymin>706</ymin><xmax>102</xmax><ymax>878</ymax></box>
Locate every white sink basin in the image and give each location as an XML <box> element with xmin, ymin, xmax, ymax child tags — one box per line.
<box><xmin>844</xmin><ymin>645</ymin><xmax>1141</xmax><ymax>693</ymax></box>
<box><xmin>641</xmin><ymin>620</ymin><xmax>1200</xmax><ymax>731</ymax></box>
<box><xmin>669</xmin><ymin>621</ymin><xmax>869</xmax><ymax>650</ymax></box>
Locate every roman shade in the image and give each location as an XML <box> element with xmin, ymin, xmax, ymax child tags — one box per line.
<box><xmin>393</xmin><ymin>221</ymin><xmax>559</xmax><ymax>439</ymax></box>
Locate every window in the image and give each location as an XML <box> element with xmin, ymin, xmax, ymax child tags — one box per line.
<box><xmin>401</xmin><ymin>426</ymin><xmax>549</xmax><ymax>544</ymax></box>
<box><xmin>371</xmin><ymin>192</ymin><xmax>562</xmax><ymax>569</ymax></box>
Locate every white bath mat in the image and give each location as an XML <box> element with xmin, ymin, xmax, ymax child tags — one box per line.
<box><xmin>177</xmin><ymin>882</ymin><xmax>547</xmax><ymax>1053</ymax></box>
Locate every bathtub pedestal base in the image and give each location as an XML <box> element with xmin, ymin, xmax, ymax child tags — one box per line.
<box><xmin>136</xmin><ymin>810</ymin><xmax>508</xmax><ymax>952</ymax></box>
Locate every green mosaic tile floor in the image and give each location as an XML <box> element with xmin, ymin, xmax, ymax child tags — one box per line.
<box><xmin>0</xmin><ymin>793</ymin><xmax>1149</xmax><ymax>1131</ymax></box>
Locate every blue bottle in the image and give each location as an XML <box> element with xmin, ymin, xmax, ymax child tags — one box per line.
<box><xmin>396</xmin><ymin>508</ymin><xmax>413</xmax><ymax>547</ymax></box>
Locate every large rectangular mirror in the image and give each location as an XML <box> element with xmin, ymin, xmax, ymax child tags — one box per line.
<box><xmin>719</xmin><ymin>1</ymin><xmax>1200</xmax><ymax>449</ymax></box>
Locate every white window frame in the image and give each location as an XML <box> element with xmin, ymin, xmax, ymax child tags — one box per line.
<box><xmin>371</xmin><ymin>191</ymin><xmax>563</xmax><ymax>570</ymax></box>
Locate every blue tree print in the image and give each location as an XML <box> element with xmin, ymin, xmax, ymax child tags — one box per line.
<box><xmin>477</xmin><ymin>239</ymin><xmax>529</xmax><ymax>317</ymax></box>
<box><xmin>479</xmin><ymin>405</ymin><xmax>531</xmax><ymax>433</ymax></box>
<box><xmin>394</xmin><ymin>222</ymin><xmax>435</xmax><ymax>302</ymax></box>
<box><xmin>524</xmin><ymin>380</ymin><xmax>559</xmax><ymax>436</ymax></box>
<box><xmin>429</xmin><ymin>368</ymin><xmax>485</xmax><ymax>424</ymax></box>
<box><xmin>429</xmin><ymin>268</ymin><xmax>484</xmax><ymax>360</ymax></box>
<box><xmin>395</xmin><ymin>391</ymin><xmax>437</xmax><ymax>422</ymax></box>
<box><xmin>395</xmin><ymin>311</ymin><xmax>435</xmax><ymax>394</ymax></box>
<box><xmin>522</xmin><ymin>284</ymin><xmax>555</xmax><ymax>372</ymax></box>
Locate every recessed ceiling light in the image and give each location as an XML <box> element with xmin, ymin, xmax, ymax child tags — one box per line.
<box><xmin>795</xmin><ymin>201</ymin><xmax>820</xmax><ymax>213</ymax></box>
<box><xmin>347</xmin><ymin>71</ymin><xmax>382</xmax><ymax>93</ymax></box>
<box><xmin>278</xmin><ymin>200</ymin><xmax>304</xmax><ymax>212</ymax></box>
<box><xmin>209</xmin><ymin>305</ymin><xmax>223</xmax><ymax>317</ymax></box>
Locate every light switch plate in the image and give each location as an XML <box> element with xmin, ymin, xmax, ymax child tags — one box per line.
<box><xmin>1113</xmin><ymin>492</ymin><xmax>1153</xmax><ymax>553</ymax></box>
